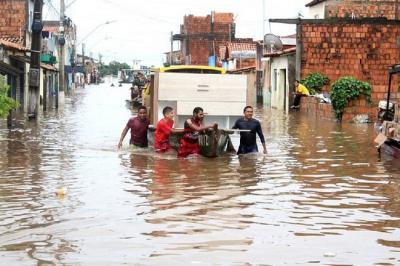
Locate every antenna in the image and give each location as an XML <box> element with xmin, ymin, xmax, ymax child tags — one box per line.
<box><xmin>263</xmin><ymin>33</ymin><xmax>283</xmax><ymax>53</ymax></box>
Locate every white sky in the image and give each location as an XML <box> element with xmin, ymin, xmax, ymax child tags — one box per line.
<box><xmin>44</xmin><ymin>0</ymin><xmax>309</xmax><ymax>66</ymax></box>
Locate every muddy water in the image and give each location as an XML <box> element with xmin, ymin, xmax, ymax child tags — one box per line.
<box><xmin>0</xmin><ymin>81</ymin><xmax>399</xmax><ymax>265</ymax></box>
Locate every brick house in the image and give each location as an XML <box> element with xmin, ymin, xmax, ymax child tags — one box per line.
<box><xmin>306</xmin><ymin>0</ymin><xmax>400</xmax><ymax>20</ymax></box>
<box><xmin>172</xmin><ymin>12</ymin><xmax>235</xmax><ymax>66</ymax></box>
<box><xmin>270</xmin><ymin>0</ymin><xmax>400</xmax><ymax>121</ymax></box>
<box><xmin>0</xmin><ymin>0</ymin><xmax>35</xmax><ymax>113</ymax></box>
<box><xmin>0</xmin><ymin>0</ymin><xmax>34</xmax><ymax>46</ymax></box>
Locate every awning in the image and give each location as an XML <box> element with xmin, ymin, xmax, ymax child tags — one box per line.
<box><xmin>0</xmin><ymin>61</ymin><xmax>23</xmax><ymax>76</ymax></box>
<box><xmin>0</xmin><ymin>38</ymin><xmax>28</xmax><ymax>51</ymax></box>
<box><xmin>10</xmin><ymin>55</ymin><xmax>59</xmax><ymax>72</ymax></box>
<box><xmin>65</xmin><ymin>65</ymin><xmax>84</xmax><ymax>73</ymax></box>
<box><xmin>41</xmin><ymin>63</ymin><xmax>58</xmax><ymax>72</ymax></box>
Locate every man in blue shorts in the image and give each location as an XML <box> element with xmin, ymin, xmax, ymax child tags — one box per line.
<box><xmin>232</xmin><ymin>106</ymin><xmax>267</xmax><ymax>155</ymax></box>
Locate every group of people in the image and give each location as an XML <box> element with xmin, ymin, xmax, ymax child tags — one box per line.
<box><xmin>129</xmin><ymin>73</ymin><xmax>148</xmax><ymax>103</ymax></box>
<box><xmin>118</xmin><ymin>105</ymin><xmax>267</xmax><ymax>157</ymax></box>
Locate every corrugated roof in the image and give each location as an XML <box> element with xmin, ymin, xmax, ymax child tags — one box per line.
<box><xmin>305</xmin><ymin>0</ymin><xmax>326</xmax><ymax>7</ymax></box>
<box><xmin>228</xmin><ymin>42</ymin><xmax>256</xmax><ymax>52</ymax></box>
<box><xmin>227</xmin><ymin>66</ymin><xmax>256</xmax><ymax>74</ymax></box>
<box><xmin>0</xmin><ymin>38</ymin><xmax>28</xmax><ymax>51</ymax></box>
<box><xmin>43</xmin><ymin>25</ymin><xmax>59</xmax><ymax>32</ymax></box>
<box><xmin>264</xmin><ymin>46</ymin><xmax>296</xmax><ymax>57</ymax></box>
<box><xmin>218</xmin><ymin>42</ymin><xmax>257</xmax><ymax>60</ymax></box>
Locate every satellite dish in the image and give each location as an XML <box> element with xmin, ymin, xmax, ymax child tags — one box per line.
<box><xmin>263</xmin><ymin>33</ymin><xmax>283</xmax><ymax>53</ymax></box>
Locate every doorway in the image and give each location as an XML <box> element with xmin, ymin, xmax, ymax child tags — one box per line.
<box><xmin>279</xmin><ymin>69</ymin><xmax>287</xmax><ymax>110</ymax></box>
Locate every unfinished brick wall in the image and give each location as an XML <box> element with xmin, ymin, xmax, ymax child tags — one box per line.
<box><xmin>181</xmin><ymin>13</ymin><xmax>234</xmax><ymax>65</ymax></box>
<box><xmin>325</xmin><ymin>0</ymin><xmax>400</xmax><ymax>20</ymax></box>
<box><xmin>300</xmin><ymin>19</ymin><xmax>400</xmax><ymax>121</ymax></box>
<box><xmin>0</xmin><ymin>0</ymin><xmax>27</xmax><ymax>40</ymax></box>
<box><xmin>301</xmin><ymin>20</ymin><xmax>400</xmax><ymax>102</ymax></box>
<box><xmin>299</xmin><ymin>95</ymin><xmax>379</xmax><ymax>122</ymax></box>
<box><xmin>300</xmin><ymin>97</ymin><xmax>336</xmax><ymax>120</ymax></box>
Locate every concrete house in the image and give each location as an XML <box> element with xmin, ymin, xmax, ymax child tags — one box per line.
<box><xmin>261</xmin><ymin>34</ymin><xmax>297</xmax><ymax>110</ymax></box>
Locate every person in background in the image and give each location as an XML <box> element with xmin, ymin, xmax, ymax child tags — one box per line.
<box><xmin>154</xmin><ymin>106</ymin><xmax>179</xmax><ymax>153</ymax></box>
<box><xmin>291</xmin><ymin>80</ymin><xmax>310</xmax><ymax>109</ymax></box>
<box><xmin>232</xmin><ymin>106</ymin><xmax>267</xmax><ymax>155</ymax></box>
<box><xmin>130</xmin><ymin>85</ymin><xmax>140</xmax><ymax>102</ymax></box>
<box><xmin>177</xmin><ymin>107</ymin><xmax>218</xmax><ymax>158</ymax></box>
<box><xmin>118</xmin><ymin>105</ymin><xmax>150</xmax><ymax>149</ymax></box>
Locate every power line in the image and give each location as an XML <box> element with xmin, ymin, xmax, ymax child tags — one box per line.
<box><xmin>45</xmin><ymin>0</ymin><xmax>60</xmax><ymax>16</ymax></box>
<box><xmin>98</xmin><ymin>0</ymin><xmax>176</xmax><ymax>24</ymax></box>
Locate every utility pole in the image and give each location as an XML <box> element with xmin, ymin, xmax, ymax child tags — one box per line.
<box><xmin>28</xmin><ymin>0</ymin><xmax>43</xmax><ymax>118</ymax></box>
<box><xmin>58</xmin><ymin>0</ymin><xmax>65</xmax><ymax>107</ymax></box>
<box><xmin>170</xmin><ymin>31</ymin><xmax>173</xmax><ymax>65</ymax></box>
<box><xmin>82</xmin><ymin>43</ymin><xmax>85</xmax><ymax>88</ymax></box>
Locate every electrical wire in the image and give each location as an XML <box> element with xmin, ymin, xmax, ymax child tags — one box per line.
<box><xmin>45</xmin><ymin>0</ymin><xmax>60</xmax><ymax>16</ymax></box>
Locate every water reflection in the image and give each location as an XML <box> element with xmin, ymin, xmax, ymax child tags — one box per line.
<box><xmin>0</xmin><ymin>83</ymin><xmax>399</xmax><ymax>265</ymax></box>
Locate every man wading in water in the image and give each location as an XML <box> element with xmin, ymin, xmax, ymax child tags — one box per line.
<box><xmin>118</xmin><ymin>106</ymin><xmax>150</xmax><ymax>149</ymax></box>
<box><xmin>232</xmin><ymin>106</ymin><xmax>267</xmax><ymax>155</ymax></box>
<box><xmin>177</xmin><ymin>107</ymin><xmax>217</xmax><ymax>158</ymax></box>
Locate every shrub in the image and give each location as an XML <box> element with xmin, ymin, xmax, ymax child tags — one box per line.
<box><xmin>301</xmin><ymin>72</ymin><xmax>329</xmax><ymax>95</ymax></box>
<box><xmin>331</xmin><ymin>76</ymin><xmax>372</xmax><ymax>120</ymax></box>
<box><xmin>0</xmin><ymin>76</ymin><xmax>19</xmax><ymax>118</ymax></box>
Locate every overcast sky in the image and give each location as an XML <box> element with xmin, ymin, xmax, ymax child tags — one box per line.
<box><xmin>44</xmin><ymin>0</ymin><xmax>309</xmax><ymax>66</ymax></box>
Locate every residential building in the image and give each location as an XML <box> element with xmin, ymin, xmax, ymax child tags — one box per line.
<box><xmin>77</xmin><ymin>54</ymin><xmax>98</xmax><ymax>85</ymax></box>
<box><xmin>0</xmin><ymin>0</ymin><xmax>35</xmax><ymax>113</ymax></box>
<box><xmin>270</xmin><ymin>0</ymin><xmax>400</xmax><ymax>121</ymax></box>
<box><xmin>306</xmin><ymin>0</ymin><xmax>400</xmax><ymax>20</ymax></box>
<box><xmin>43</xmin><ymin>19</ymin><xmax>77</xmax><ymax>93</ymax></box>
<box><xmin>171</xmin><ymin>12</ymin><xmax>236</xmax><ymax>66</ymax></box>
<box><xmin>261</xmin><ymin>35</ymin><xmax>296</xmax><ymax>110</ymax></box>
<box><xmin>0</xmin><ymin>39</ymin><xmax>28</xmax><ymax>114</ymax></box>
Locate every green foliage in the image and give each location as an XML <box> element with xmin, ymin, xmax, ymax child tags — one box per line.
<box><xmin>301</xmin><ymin>72</ymin><xmax>329</xmax><ymax>95</ymax></box>
<box><xmin>331</xmin><ymin>76</ymin><xmax>372</xmax><ymax>120</ymax></box>
<box><xmin>98</xmin><ymin>61</ymin><xmax>130</xmax><ymax>76</ymax></box>
<box><xmin>0</xmin><ymin>76</ymin><xmax>19</xmax><ymax>118</ymax></box>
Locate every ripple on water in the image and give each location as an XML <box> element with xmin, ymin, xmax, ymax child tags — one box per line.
<box><xmin>1</xmin><ymin>85</ymin><xmax>400</xmax><ymax>265</ymax></box>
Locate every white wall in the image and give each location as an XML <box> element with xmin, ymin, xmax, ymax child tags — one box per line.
<box><xmin>308</xmin><ymin>2</ymin><xmax>326</xmax><ymax>19</ymax></box>
<box><xmin>270</xmin><ymin>56</ymin><xmax>289</xmax><ymax>111</ymax></box>
<box><xmin>156</xmin><ymin>72</ymin><xmax>247</xmax><ymax>128</ymax></box>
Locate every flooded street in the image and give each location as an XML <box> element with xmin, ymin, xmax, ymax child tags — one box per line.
<box><xmin>1</xmin><ymin>81</ymin><xmax>400</xmax><ymax>265</ymax></box>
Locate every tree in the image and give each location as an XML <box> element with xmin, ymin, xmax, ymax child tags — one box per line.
<box><xmin>0</xmin><ymin>76</ymin><xmax>19</xmax><ymax>118</ymax></box>
<box><xmin>98</xmin><ymin>61</ymin><xmax>130</xmax><ymax>76</ymax></box>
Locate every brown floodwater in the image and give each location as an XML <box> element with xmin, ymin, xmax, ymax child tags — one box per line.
<box><xmin>0</xmin><ymin>81</ymin><xmax>400</xmax><ymax>265</ymax></box>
